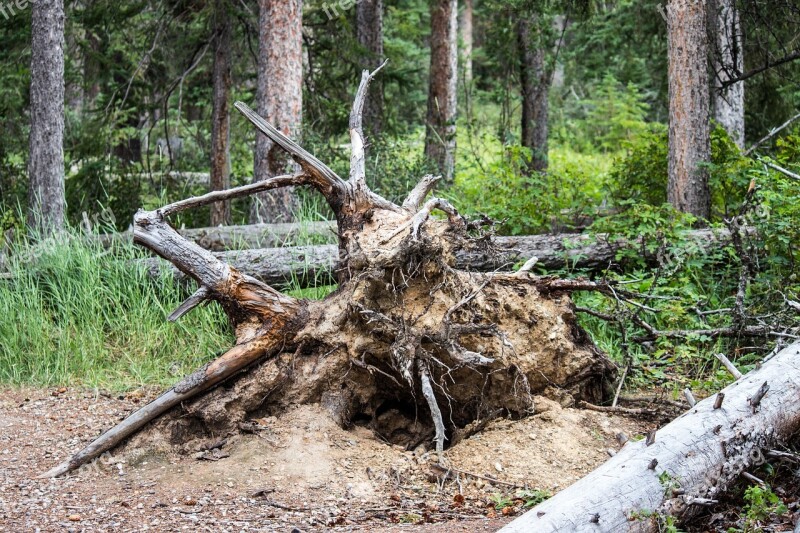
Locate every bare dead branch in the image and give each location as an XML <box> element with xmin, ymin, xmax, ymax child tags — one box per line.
<box><xmin>761</xmin><ymin>159</ymin><xmax>800</xmax><ymax>181</ymax></box>
<box><xmin>720</xmin><ymin>49</ymin><xmax>800</xmax><ymax>88</ymax></box>
<box><xmin>418</xmin><ymin>359</ymin><xmax>446</xmax><ymax>454</ymax></box>
<box><xmin>411</xmin><ymin>198</ymin><xmax>464</xmax><ymax>239</ymax></box>
<box><xmin>403</xmin><ymin>174</ymin><xmax>441</xmax><ymax>212</ymax></box>
<box><xmin>348</xmin><ymin>59</ymin><xmax>388</xmax><ymax>186</ymax></box>
<box><xmin>160</xmin><ymin>173</ymin><xmax>306</xmax><ymax>217</ymax></box>
<box><xmin>715</xmin><ymin>352</ymin><xmax>744</xmax><ymax>380</ymax></box>
<box><xmin>745</xmin><ymin>111</ymin><xmax>800</xmax><ymax>155</ymax></box>
<box><xmin>40</xmin><ymin>337</ymin><xmax>284</xmax><ymax>478</ymax></box>
<box><xmin>168</xmin><ymin>287</ymin><xmax>210</xmax><ymax>322</ymax></box>
<box><xmin>577</xmin><ymin>401</ymin><xmax>654</xmax><ymax>416</ymax></box>
<box><xmin>234</xmin><ymin>101</ymin><xmax>345</xmax><ymax>197</ymax></box>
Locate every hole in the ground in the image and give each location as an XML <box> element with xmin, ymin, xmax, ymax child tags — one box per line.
<box><xmin>364</xmin><ymin>398</ymin><xmax>433</xmax><ymax>451</ymax></box>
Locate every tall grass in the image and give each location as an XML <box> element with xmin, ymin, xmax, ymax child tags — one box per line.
<box><xmin>0</xmin><ymin>229</ymin><xmax>233</xmax><ymax>390</ymax></box>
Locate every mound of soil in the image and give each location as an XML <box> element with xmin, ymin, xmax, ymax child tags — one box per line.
<box><xmin>0</xmin><ymin>387</ymin><xmax>651</xmax><ymax>531</ymax></box>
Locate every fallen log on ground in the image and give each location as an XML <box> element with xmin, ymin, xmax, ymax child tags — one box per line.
<box><xmin>40</xmin><ymin>67</ymin><xmax>617</xmax><ymax>478</ymax></box>
<box><xmin>98</xmin><ymin>220</ymin><xmax>337</xmax><ymax>250</ymax></box>
<box><xmin>501</xmin><ymin>341</ymin><xmax>800</xmax><ymax>532</ymax></box>
<box><xmin>141</xmin><ymin>227</ymin><xmax>737</xmax><ymax>288</ymax></box>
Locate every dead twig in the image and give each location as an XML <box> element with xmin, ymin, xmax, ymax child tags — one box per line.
<box><xmin>578</xmin><ymin>401</ymin><xmax>655</xmax><ymax>416</ymax></box>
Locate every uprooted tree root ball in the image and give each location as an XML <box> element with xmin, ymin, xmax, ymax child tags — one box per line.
<box><xmin>41</xmin><ymin>66</ymin><xmax>616</xmax><ymax>478</ymax></box>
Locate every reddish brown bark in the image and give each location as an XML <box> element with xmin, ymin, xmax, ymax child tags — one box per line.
<box><xmin>667</xmin><ymin>0</ymin><xmax>711</xmax><ymax>219</ymax></box>
<box><xmin>424</xmin><ymin>0</ymin><xmax>458</xmax><ymax>183</ymax></box>
<box><xmin>356</xmin><ymin>0</ymin><xmax>384</xmax><ymax>137</ymax></box>
<box><xmin>251</xmin><ymin>0</ymin><xmax>303</xmax><ymax>224</ymax></box>
<box><xmin>210</xmin><ymin>0</ymin><xmax>232</xmax><ymax>226</ymax></box>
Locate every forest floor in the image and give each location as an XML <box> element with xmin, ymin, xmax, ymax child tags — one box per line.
<box><xmin>0</xmin><ymin>386</ymin><xmax>659</xmax><ymax>532</ymax></box>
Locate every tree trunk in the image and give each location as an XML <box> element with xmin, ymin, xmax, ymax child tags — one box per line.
<box><xmin>139</xmin><ymin>227</ymin><xmax>742</xmax><ymax>289</ymax></box>
<box><xmin>667</xmin><ymin>0</ymin><xmax>711</xmax><ymax>220</ymax></box>
<box><xmin>356</xmin><ymin>0</ymin><xmax>384</xmax><ymax>137</ymax></box>
<box><xmin>27</xmin><ymin>0</ymin><xmax>66</xmax><ymax>238</ymax></box>
<box><xmin>425</xmin><ymin>0</ymin><xmax>458</xmax><ymax>183</ymax></box>
<box><xmin>64</xmin><ymin>2</ymin><xmax>85</xmax><ymax>116</ymax></box>
<box><xmin>458</xmin><ymin>0</ymin><xmax>473</xmax><ymax>85</ymax></box>
<box><xmin>210</xmin><ymin>0</ymin><xmax>232</xmax><ymax>226</ymax></box>
<box><xmin>709</xmin><ymin>0</ymin><xmax>745</xmax><ymax>148</ymax></box>
<box><xmin>517</xmin><ymin>13</ymin><xmax>549</xmax><ymax>173</ymax></box>
<box><xmin>502</xmin><ymin>342</ymin><xmax>800</xmax><ymax>532</ymax></box>
<box><xmin>250</xmin><ymin>0</ymin><xmax>303</xmax><ymax>224</ymax></box>
<box><xmin>40</xmin><ymin>71</ymin><xmax>617</xmax><ymax>479</ymax></box>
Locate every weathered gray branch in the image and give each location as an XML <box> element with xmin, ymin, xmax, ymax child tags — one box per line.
<box><xmin>97</xmin><ymin>221</ymin><xmax>337</xmax><ymax>250</ymax></box>
<box><xmin>348</xmin><ymin>60</ymin><xmax>387</xmax><ymax>186</ymax></box>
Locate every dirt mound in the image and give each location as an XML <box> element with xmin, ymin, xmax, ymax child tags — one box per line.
<box><xmin>1</xmin><ymin>387</ymin><xmax>652</xmax><ymax>530</ymax></box>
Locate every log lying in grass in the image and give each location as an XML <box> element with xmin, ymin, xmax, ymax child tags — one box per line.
<box><xmin>143</xmin><ymin>244</ymin><xmax>340</xmax><ymax>288</ymax></box>
<box><xmin>142</xmin><ymin>227</ymin><xmax>737</xmax><ymax>288</ymax></box>
<box><xmin>500</xmin><ymin>341</ymin><xmax>800</xmax><ymax>533</ymax></box>
<box><xmin>98</xmin><ymin>220</ymin><xmax>337</xmax><ymax>250</ymax></box>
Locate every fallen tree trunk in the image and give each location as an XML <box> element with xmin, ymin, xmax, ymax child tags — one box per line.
<box><xmin>501</xmin><ymin>342</ymin><xmax>800</xmax><ymax>532</ymax></box>
<box><xmin>40</xmin><ymin>66</ymin><xmax>617</xmax><ymax>478</ymax></box>
<box><xmin>99</xmin><ymin>220</ymin><xmax>337</xmax><ymax>250</ymax></box>
<box><xmin>141</xmin><ymin>227</ymin><xmax>737</xmax><ymax>288</ymax></box>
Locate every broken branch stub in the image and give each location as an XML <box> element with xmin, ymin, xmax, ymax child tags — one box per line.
<box><xmin>41</xmin><ymin>67</ymin><xmax>615</xmax><ymax>478</ymax></box>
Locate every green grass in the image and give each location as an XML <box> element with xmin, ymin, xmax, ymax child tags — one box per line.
<box><xmin>0</xmin><ymin>230</ymin><xmax>235</xmax><ymax>390</ymax></box>
<box><xmin>0</xmin><ymin>193</ymin><xmax>339</xmax><ymax>390</ymax></box>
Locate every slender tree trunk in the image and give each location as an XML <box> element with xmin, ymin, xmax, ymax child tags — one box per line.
<box><xmin>210</xmin><ymin>0</ymin><xmax>232</xmax><ymax>226</ymax></box>
<box><xmin>517</xmin><ymin>14</ymin><xmax>548</xmax><ymax>174</ymax></box>
<box><xmin>64</xmin><ymin>2</ymin><xmax>84</xmax><ymax>116</ymax></box>
<box><xmin>84</xmin><ymin>29</ymin><xmax>101</xmax><ymax>110</ymax></box>
<box><xmin>709</xmin><ymin>0</ymin><xmax>745</xmax><ymax>148</ymax></box>
<box><xmin>424</xmin><ymin>0</ymin><xmax>458</xmax><ymax>183</ymax></box>
<box><xmin>250</xmin><ymin>0</ymin><xmax>303</xmax><ymax>224</ymax></box>
<box><xmin>667</xmin><ymin>0</ymin><xmax>711</xmax><ymax>220</ymax></box>
<box><xmin>356</xmin><ymin>0</ymin><xmax>383</xmax><ymax>137</ymax></box>
<box><xmin>27</xmin><ymin>0</ymin><xmax>66</xmax><ymax>237</ymax></box>
<box><xmin>458</xmin><ymin>0</ymin><xmax>473</xmax><ymax>85</ymax></box>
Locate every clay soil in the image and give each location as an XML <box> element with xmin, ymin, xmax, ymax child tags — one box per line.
<box><xmin>0</xmin><ymin>387</ymin><xmax>654</xmax><ymax>532</ymax></box>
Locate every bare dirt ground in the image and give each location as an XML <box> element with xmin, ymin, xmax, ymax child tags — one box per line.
<box><xmin>0</xmin><ymin>387</ymin><xmax>654</xmax><ymax>532</ymax></box>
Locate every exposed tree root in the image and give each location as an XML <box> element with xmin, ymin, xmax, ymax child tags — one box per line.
<box><xmin>40</xmin><ymin>67</ymin><xmax>616</xmax><ymax>478</ymax></box>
